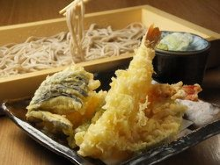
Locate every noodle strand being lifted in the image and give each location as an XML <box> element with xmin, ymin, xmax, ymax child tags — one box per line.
<box><xmin>66</xmin><ymin>0</ymin><xmax>85</xmax><ymax>61</ymax></box>
<box><xmin>0</xmin><ymin>0</ymin><xmax>146</xmax><ymax>78</ymax></box>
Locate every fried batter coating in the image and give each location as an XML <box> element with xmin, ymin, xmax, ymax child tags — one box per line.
<box><xmin>26</xmin><ymin>65</ymin><xmax>106</xmax><ymax>147</ymax></box>
<box><xmin>75</xmin><ymin>26</ymin><xmax>188</xmax><ymax>164</ymax></box>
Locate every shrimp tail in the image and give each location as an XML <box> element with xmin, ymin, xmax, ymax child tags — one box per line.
<box><xmin>145</xmin><ymin>24</ymin><xmax>161</xmax><ymax>48</ymax></box>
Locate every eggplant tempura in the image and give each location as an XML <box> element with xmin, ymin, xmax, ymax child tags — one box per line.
<box><xmin>26</xmin><ymin>66</ymin><xmax>106</xmax><ymax>147</ymax></box>
<box><xmin>26</xmin><ymin>25</ymin><xmax>201</xmax><ymax>164</ymax></box>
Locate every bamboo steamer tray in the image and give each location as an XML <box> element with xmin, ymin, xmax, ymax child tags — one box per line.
<box><xmin>0</xmin><ymin>5</ymin><xmax>219</xmax><ymax>102</ymax></box>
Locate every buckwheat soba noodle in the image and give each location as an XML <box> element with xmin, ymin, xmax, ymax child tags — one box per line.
<box><xmin>0</xmin><ymin>0</ymin><xmax>146</xmax><ymax>78</ymax></box>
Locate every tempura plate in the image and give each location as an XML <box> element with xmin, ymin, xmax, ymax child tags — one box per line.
<box><xmin>2</xmin><ymin>70</ymin><xmax>220</xmax><ymax>165</ymax></box>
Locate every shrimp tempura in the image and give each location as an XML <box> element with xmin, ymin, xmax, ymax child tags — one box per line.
<box><xmin>75</xmin><ymin>26</ymin><xmax>186</xmax><ymax>164</ymax></box>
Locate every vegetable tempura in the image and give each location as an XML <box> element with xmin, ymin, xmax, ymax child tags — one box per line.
<box><xmin>26</xmin><ymin>25</ymin><xmax>201</xmax><ymax>165</ymax></box>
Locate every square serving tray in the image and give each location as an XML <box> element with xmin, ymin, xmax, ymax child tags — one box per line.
<box><xmin>0</xmin><ymin>5</ymin><xmax>219</xmax><ymax>102</ymax></box>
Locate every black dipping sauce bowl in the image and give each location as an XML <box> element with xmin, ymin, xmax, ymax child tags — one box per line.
<box><xmin>153</xmin><ymin>31</ymin><xmax>211</xmax><ymax>85</ymax></box>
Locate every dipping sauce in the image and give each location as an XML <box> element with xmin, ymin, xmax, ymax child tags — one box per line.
<box><xmin>153</xmin><ymin>31</ymin><xmax>211</xmax><ymax>85</ymax></box>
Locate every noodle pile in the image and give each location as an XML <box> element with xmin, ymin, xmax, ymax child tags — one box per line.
<box><xmin>0</xmin><ymin>0</ymin><xmax>146</xmax><ymax>78</ymax></box>
<box><xmin>0</xmin><ymin>23</ymin><xmax>146</xmax><ymax>78</ymax></box>
<box><xmin>83</xmin><ymin>23</ymin><xmax>145</xmax><ymax>61</ymax></box>
<box><xmin>0</xmin><ymin>32</ymin><xmax>72</xmax><ymax>77</ymax></box>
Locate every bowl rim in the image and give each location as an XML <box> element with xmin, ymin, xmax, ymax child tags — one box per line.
<box><xmin>155</xmin><ymin>31</ymin><xmax>211</xmax><ymax>56</ymax></box>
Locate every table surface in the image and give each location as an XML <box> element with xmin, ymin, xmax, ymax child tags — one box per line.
<box><xmin>0</xmin><ymin>0</ymin><xmax>220</xmax><ymax>165</ymax></box>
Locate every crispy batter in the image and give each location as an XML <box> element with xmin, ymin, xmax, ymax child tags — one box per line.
<box><xmin>26</xmin><ymin>25</ymin><xmax>201</xmax><ymax>165</ymax></box>
<box><xmin>26</xmin><ymin>65</ymin><xmax>106</xmax><ymax>147</ymax></box>
<box><xmin>75</xmin><ymin>26</ymin><xmax>188</xmax><ymax>164</ymax></box>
